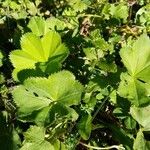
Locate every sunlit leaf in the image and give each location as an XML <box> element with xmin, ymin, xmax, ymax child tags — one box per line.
<box><xmin>118</xmin><ymin>34</ymin><xmax>150</xmax><ymax>106</ymax></box>
<box><xmin>10</xmin><ymin>31</ymin><xmax>69</xmax><ymax>80</ymax></box>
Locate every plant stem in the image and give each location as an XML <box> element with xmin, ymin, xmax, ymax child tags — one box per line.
<box><xmin>92</xmin><ymin>96</ymin><xmax>107</xmax><ymax>121</ymax></box>
<box><xmin>79</xmin><ymin>142</ymin><xmax>125</xmax><ymax>150</ymax></box>
<box><xmin>92</xmin><ymin>90</ymin><xmax>114</xmax><ymax>122</ymax></box>
<box><xmin>78</xmin><ymin>14</ymin><xmax>102</xmax><ymax>18</ymax></box>
<box><xmin>62</xmin><ymin>14</ymin><xmax>102</xmax><ymax>18</ymax></box>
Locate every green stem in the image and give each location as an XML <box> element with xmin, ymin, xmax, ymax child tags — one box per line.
<box><xmin>92</xmin><ymin>90</ymin><xmax>114</xmax><ymax>122</ymax></box>
<box><xmin>92</xmin><ymin>96</ymin><xmax>107</xmax><ymax>121</ymax></box>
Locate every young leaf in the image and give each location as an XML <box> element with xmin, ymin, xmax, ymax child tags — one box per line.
<box><xmin>12</xmin><ymin>71</ymin><xmax>83</xmax><ymax>122</ymax></box>
<box><xmin>10</xmin><ymin>31</ymin><xmax>69</xmax><ymax>80</ymax></box>
<box><xmin>20</xmin><ymin>126</ymin><xmax>54</xmax><ymax>150</ymax></box>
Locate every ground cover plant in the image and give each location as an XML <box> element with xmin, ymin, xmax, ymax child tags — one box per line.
<box><xmin>0</xmin><ymin>0</ymin><xmax>150</xmax><ymax>149</ymax></box>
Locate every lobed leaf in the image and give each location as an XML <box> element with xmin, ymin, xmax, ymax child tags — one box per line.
<box><xmin>118</xmin><ymin>34</ymin><xmax>150</xmax><ymax>106</ymax></box>
<box><xmin>10</xmin><ymin>31</ymin><xmax>69</xmax><ymax>81</ymax></box>
<box><xmin>130</xmin><ymin>105</ymin><xmax>150</xmax><ymax>131</ymax></box>
<box><xmin>28</xmin><ymin>17</ymin><xmax>50</xmax><ymax>36</ymax></box>
<box><xmin>12</xmin><ymin>71</ymin><xmax>83</xmax><ymax>123</ymax></box>
<box><xmin>78</xmin><ymin>113</ymin><xmax>92</xmax><ymax>140</ymax></box>
<box><xmin>21</xmin><ymin>126</ymin><xmax>54</xmax><ymax>150</ymax></box>
<box><xmin>133</xmin><ymin>130</ymin><xmax>147</xmax><ymax>150</ymax></box>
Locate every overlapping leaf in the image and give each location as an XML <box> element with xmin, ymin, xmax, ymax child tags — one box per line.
<box><xmin>12</xmin><ymin>71</ymin><xmax>83</xmax><ymax>123</ymax></box>
<box><xmin>133</xmin><ymin>130</ymin><xmax>147</xmax><ymax>150</ymax></box>
<box><xmin>9</xmin><ymin>31</ymin><xmax>69</xmax><ymax>80</ymax></box>
<box><xmin>67</xmin><ymin>0</ymin><xmax>90</xmax><ymax>12</ymax></box>
<box><xmin>118</xmin><ymin>34</ymin><xmax>150</xmax><ymax>106</ymax></box>
<box><xmin>28</xmin><ymin>17</ymin><xmax>50</xmax><ymax>36</ymax></box>
<box><xmin>130</xmin><ymin>105</ymin><xmax>150</xmax><ymax>131</ymax></box>
<box><xmin>110</xmin><ymin>4</ymin><xmax>128</xmax><ymax>22</ymax></box>
<box><xmin>77</xmin><ymin>113</ymin><xmax>92</xmax><ymax>140</ymax></box>
<box><xmin>20</xmin><ymin>126</ymin><xmax>54</xmax><ymax>150</ymax></box>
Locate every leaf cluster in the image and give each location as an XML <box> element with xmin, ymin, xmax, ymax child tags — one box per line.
<box><xmin>0</xmin><ymin>0</ymin><xmax>150</xmax><ymax>150</ymax></box>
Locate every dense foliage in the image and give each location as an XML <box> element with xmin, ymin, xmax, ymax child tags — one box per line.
<box><xmin>0</xmin><ymin>0</ymin><xmax>150</xmax><ymax>149</ymax></box>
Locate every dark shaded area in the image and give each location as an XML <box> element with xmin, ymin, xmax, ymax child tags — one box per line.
<box><xmin>0</xmin><ymin>112</ymin><xmax>20</xmax><ymax>150</ymax></box>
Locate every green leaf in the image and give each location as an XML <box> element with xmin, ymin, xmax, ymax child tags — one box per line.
<box><xmin>26</xmin><ymin>1</ymin><xmax>39</xmax><ymax>16</ymax></box>
<box><xmin>130</xmin><ymin>105</ymin><xmax>150</xmax><ymax>131</ymax></box>
<box><xmin>98</xmin><ymin>60</ymin><xmax>117</xmax><ymax>73</ymax></box>
<box><xmin>83</xmin><ymin>47</ymin><xmax>99</xmax><ymax>60</ymax></box>
<box><xmin>51</xmin><ymin>139</ymin><xmax>67</xmax><ymax>150</ymax></box>
<box><xmin>24</xmin><ymin>126</ymin><xmax>45</xmax><ymax>143</ymax></box>
<box><xmin>67</xmin><ymin>0</ymin><xmax>90</xmax><ymax>12</ymax></box>
<box><xmin>21</xmin><ymin>126</ymin><xmax>54</xmax><ymax>150</ymax></box>
<box><xmin>28</xmin><ymin>17</ymin><xmax>50</xmax><ymax>36</ymax></box>
<box><xmin>0</xmin><ymin>50</ymin><xmax>3</xmax><ymax>67</ymax></box>
<box><xmin>25</xmin><ymin>71</ymin><xmax>83</xmax><ymax>105</ymax></box>
<box><xmin>88</xmin><ymin>29</ymin><xmax>113</xmax><ymax>52</ymax></box>
<box><xmin>13</xmin><ymin>85</ymin><xmax>51</xmax><ymax>118</ymax></box>
<box><xmin>46</xmin><ymin>17</ymin><xmax>66</xmax><ymax>31</ymax></box>
<box><xmin>118</xmin><ymin>34</ymin><xmax>150</xmax><ymax>106</ymax></box>
<box><xmin>0</xmin><ymin>73</ymin><xmax>5</xmax><ymax>84</ymax></box>
<box><xmin>78</xmin><ymin>113</ymin><xmax>92</xmax><ymax>140</ymax></box>
<box><xmin>108</xmin><ymin>124</ymin><xmax>133</xmax><ymax>149</ymax></box>
<box><xmin>118</xmin><ymin>73</ymin><xmax>150</xmax><ymax>106</ymax></box>
<box><xmin>133</xmin><ymin>130</ymin><xmax>146</xmax><ymax>150</ymax></box>
<box><xmin>12</xmin><ymin>71</ymin><xmax>83</xmax><ymax>123</ymax></box>
<box><xmin>45</xmin><ymin>103</ymin><xmax>78</xmax><ymax>126</ymax></box>
<box><xmin>124</xmin><ymin>116</ymin><xmax>136</xmax><ymax>130</ymax></box>
<box><xmin>110</xmin><ymin>4</ymin><xmax>128</xmax><ymax>22</ymax></box>
<box><xmin>120</xmin><ymin>34</ymin><xmax>150</xmax><ymax>79</ymax></box>
<box><xmin>62</xmin><ymin>8</ymin><xmax>79</xmax><ymax>30</ymax></box>
<box><xmin>9</xmin><ymin>31</ymin><xmax>69</xmax><ymax>81</ymax></box>
<box><xmin>0</xmin><ymin>112</ymin><xmax>21</xmax><ymax>150</ymax></box>
<box><xmin>136</xmin><ymin>4</ymin><xmax>150</xmax><ymax>29</ymax></box>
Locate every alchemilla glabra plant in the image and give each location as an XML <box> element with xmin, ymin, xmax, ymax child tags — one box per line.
<box><xmin>0</xmin><ymin>0</ymin><xmax>150</xmax><ymax>150</ymax></box>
